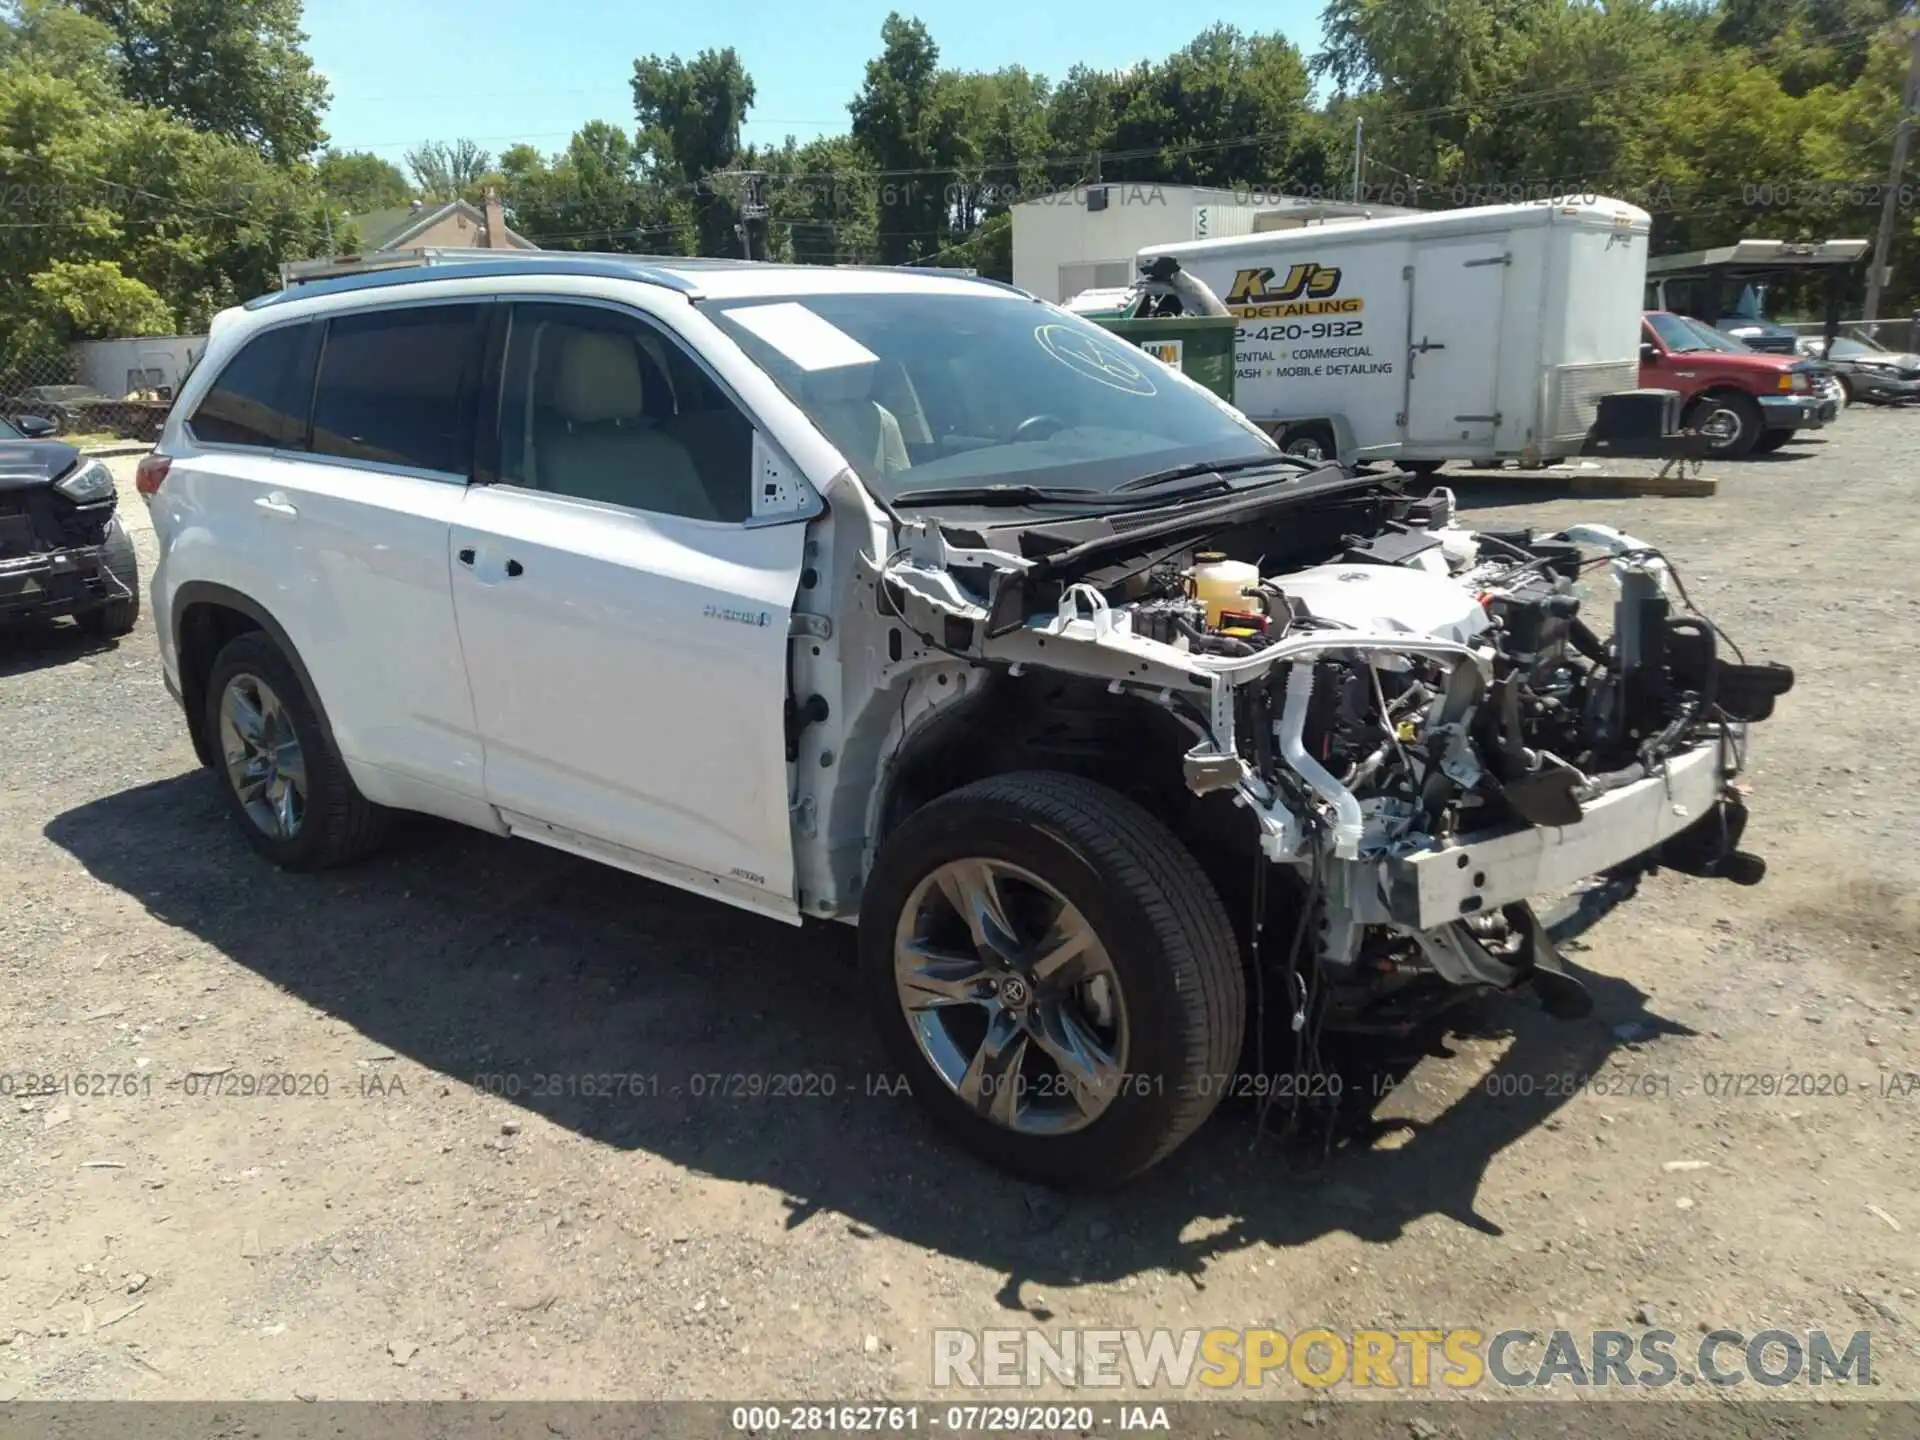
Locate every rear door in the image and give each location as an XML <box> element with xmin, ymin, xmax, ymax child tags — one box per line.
<box><xmin>1404</xmin><ymin>241</ymin><xmax>1509</xmax><ymax>446</ymax></box>
<box><xmin>449</xmin><ymin>298</ymin><xmax>805</xmax><ymax>921</ymax></box>
<box><xmin>176</xmin><ymin>303</ymin><xmax>489</xmax><ymax>804</ymax></box>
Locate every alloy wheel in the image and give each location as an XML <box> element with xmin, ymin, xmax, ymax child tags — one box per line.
<box><xmin>218</xmin><ymin>673</ymin><xmax>307</xmax><ymax>840</ymax></box>
<box><xmin>893</xmin><ymin>858</ymin><xmax>1129</xmax><ymax>1135</ymax></box>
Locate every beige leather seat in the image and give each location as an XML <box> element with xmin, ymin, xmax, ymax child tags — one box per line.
<box><xmin>538</xmin><ymin>331</ymin><xmax>717</xmax><ymax>519</ymax></box>
<box><xmin>813</xmin><ymin>398</ymin><xmax>910</xmax><ymax>477</ymax></box>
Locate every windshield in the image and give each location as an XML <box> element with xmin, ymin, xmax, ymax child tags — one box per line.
<box><xmin>705</xmin><ymin>290</ymin><xmax>1274</xmax><ymax>502</ymax></box>
<box><xmin>1647</xmin><ymin>312</ymin><xmax>1717</xmax><ymax>351</ymax></box>
<box><xmin>1830</xmin><ymin>337</ymin><xmax>1884</xmax><ymax>357</ymax></box>
<box><xmin>1675</xmin><ymin>315</ymin><xmax>1754</xmax><ymax>353</ymax></box>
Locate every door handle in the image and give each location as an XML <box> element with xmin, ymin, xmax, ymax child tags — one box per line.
<box><xmin>505</xmin><ymin>558</ymin><xmax>524</xmax><ymax>578</ymax></box>
<box><xmin>457</xmin><ymin>547</ymin><xmax>475</xmax><ymax>566</ymax></box>
<box><xmin>254</xmin><ymin>493</ymin><xmax>298</xmax><ymax>519</ymax></box>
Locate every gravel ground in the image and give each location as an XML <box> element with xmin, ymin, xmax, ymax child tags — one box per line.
<box><xmin>0</xmin><ymin>416</ymin><xmax>1916</xmax><ymax>1405</ymax></box>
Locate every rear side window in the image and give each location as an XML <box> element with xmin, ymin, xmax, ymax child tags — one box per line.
<box><xmin>188</xmin><ymin>322</ymin><xmax>316</xmax><ymax>449</ymax></box>
<box><xmin>311</xmin><ymin>305</ymin><xmax>485</xmax><ymax>474</ymax></box>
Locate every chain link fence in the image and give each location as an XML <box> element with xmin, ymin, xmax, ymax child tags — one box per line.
<box><xmin>0</xmin><ymin>344</ymin><xmax>170</xmax><ymax>444</ymax></box>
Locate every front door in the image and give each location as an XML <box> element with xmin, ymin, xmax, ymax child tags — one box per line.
<box><xmin>1404</xmin><ymin>242</ymin><xmax>1509</xmax><ymax>446</ymax></box>
<box><xmin>449</xmin><ymin>299</ymin><xmax>805</xmax><ymax>920</ymax></box>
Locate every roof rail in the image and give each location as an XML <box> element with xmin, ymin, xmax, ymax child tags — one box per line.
<box><xmin>249</xmin><ymin>252</ymin><xmax>703</xmax><ymax>310</ymax></box>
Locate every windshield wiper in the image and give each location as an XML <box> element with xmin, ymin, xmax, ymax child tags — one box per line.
<box><xmin>1114</xmin><ymin>454</ymin><xmax>1304</xmax><ymax>492</ymax></box>
<box><xmin>890</xmin><ymin>483</ymin><xmax>1119</xmax><ymax>507</ymax></box>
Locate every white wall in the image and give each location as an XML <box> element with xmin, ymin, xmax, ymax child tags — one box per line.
<box><xmin>1012</xmin><ymin>186</ymin><xmax>1211</xmax><ymax>303</ymax></box>
<box><xmin>73</xmin><ymin>334</ymin><xmax>207</xmax><ymax>399</ymax></box>
<box><xmin>1011</xmin><ymin>186</ymin><xmax>1416</xmax><ymax>303</ymax></box>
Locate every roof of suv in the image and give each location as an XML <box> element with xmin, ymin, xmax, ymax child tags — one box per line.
<box><xmin>247</xmin><ymin>253</ymin><xmax>1030</xmax><ymax>311</ymax></box>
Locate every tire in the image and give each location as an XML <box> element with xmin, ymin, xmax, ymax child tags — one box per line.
<box><xmin>203</xmin><ymin>631</ymin><xmax>390</xmax><ymax>870</ymax></box>
<box><xmin>1836</xmin><ymin>375</ymin><xmax>1854</xmax><ymax>406</ymax></box>
<box><xmin>1685</xmin><ymin>393</ymin><xmax>1763</xmax><ymax>459</ymax></box>
<box><xmin>1278</xmin><ymin>423</ymin><xmax>1334</xmax><ymax>463</ymax></box>
<box><xmin>859</xmin><ymin>771</ymin><xmax>1245</xmax><ymax>1187</ymax></box>
<box><xmin>1751</xmin><ymin>428</ymin><xmax>1793</xmax><ymax>455</ymax></box>
<box><xmin>77</xmin><ymin>518</ymin><xmax>140</xmax><ymax>638</ymax></box>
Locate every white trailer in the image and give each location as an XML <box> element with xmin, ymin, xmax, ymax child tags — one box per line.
<box><xmin>1137</xmin><ymin>198</ymin><xmax>1651</xmax><ymax>467</ymax></box>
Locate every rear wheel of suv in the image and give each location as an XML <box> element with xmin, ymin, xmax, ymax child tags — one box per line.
<box><xmin>203</xmin><ymin>631</ymin><xmax>390</xmax><ymax>870</ymax></box>
<box><xmin>1686</xmin><ymin>393</ymin><xmax>1763</xmax><ymax>459</ymax></box>
<box><xmin>1751</xmin><ymin>428</ymin><xmax>1793</xmax><ymax>455</ymax></box>
<box><xmin>77</xmin><ymin>518</ymin><xmax>139</xmax><ymax>638</ymax></box>
<box><xmin>859</xmin><ymin>772</ymin><xmax>1245</xmax><ymax>1187</ymax></box>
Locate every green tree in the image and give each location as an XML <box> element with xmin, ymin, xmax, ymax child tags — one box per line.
<box><xmin>69</xmin><ymin>0</ymin><xmax>330</xmax><ymax>161</ymax></box>
<box><xmin>850</xmin><ymin>14</ymin><xmax>970</xmax><ymax>266</ymax></box>
<box><xmin>945</xmin><ymin>66</ymin><xmax>1050</xmax><ymax>230</ymax></box>
<box><xmin>0</xmin><ymin>1</ymin><xmax>332</xmax><ymax>350</ymax></box>
<box><xmin>499</xmin><ymin>122</ymin><xmax>685</xmax><ymax>251</ymax></box>
<box><xmin>317</xmin><ymin>149</ymin><xmax>411</xmax><ymax>212</ymax></box>
<box><xmin>760</xmin><ymin>133</ymin><xmax>877</xmax><ymax>264</ymax></box>
<box><xmin>632</xmin><ymin>47</ymin><xmax>755</xmax><ymax>256</ymax></box>
<box><xmin>27</xmin><ymin>257</ymin><xmax>171</xmax><ymax>341</ymax></box>
<box><xmin>403</xmin><ymin>138</ymin><xmax>494</xmax><ymax>203</ymax></box>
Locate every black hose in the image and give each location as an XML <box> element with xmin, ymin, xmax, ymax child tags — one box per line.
<box><xmin>1175</xmin><ymin>615</ymin><xmax>1259</xmax><ymax>657</ymax></box>
<box><xmin>1568</xmin><ymin>618</ymin><xmax>1610</xmax><ymax>665</ymax></box>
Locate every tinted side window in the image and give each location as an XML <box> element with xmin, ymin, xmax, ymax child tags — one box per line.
<box><xmin>496</xmin><ymin>302</ymin><xmax>752</xmax><ymax>522</ymax></box>
<box><xmin>311</xmin><ymin>305</ymin><xmax>485</xmax><ymax>473</ymax></box>
<box><xmin>189</xmin><ymin>322</ymin><xmax>316</xmax><ymax>449</ymax></box>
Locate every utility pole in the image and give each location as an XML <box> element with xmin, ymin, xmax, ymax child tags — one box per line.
<box><xmin>1864</xmin><ymin>22</ymin><xmax>1920</xmax><ymax>323</ymax></box>
<box><xmin>1352</xmin><ymin>116</ymin><xmax>1365</xmax><ymax>204</ymax></box>
<box><xmin>730</xmin><ymin>170</ymin><xmax>766</xmax><ymax>262</ymax></box>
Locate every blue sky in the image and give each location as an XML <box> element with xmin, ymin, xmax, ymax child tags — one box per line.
<box><xmin>306</xmin><ymin>0</ymin><xmax>1327</xmax><ymax>166</ymax></box>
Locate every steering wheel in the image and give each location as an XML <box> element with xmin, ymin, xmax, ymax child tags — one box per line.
<box><xmin>1012</xmin><ymin>413</ymin><xmax>1068</xmax><ymax>443</ymax></box>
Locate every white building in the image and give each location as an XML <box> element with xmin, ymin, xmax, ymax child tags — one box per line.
<box><xmin>1011</xmin><ymin>182</ymin><xmax>1417</xmax><ymax>304</ymax></box>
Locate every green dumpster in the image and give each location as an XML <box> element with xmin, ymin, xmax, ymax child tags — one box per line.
<box><xmin>1086</xmin><ymin>314</ymin><xmax>1237</xmax><ymax>404</ymax></box>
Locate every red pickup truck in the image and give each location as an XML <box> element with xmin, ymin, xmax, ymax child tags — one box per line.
<box><xmin>1640</xmin><ymin>311</ymin><xmax>1835</xmax><ymax>459</ymax></box>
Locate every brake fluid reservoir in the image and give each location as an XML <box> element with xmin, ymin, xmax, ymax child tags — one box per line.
<box><xmin>1189</xmin><ymin>554</ymin><xmax>1263</xmax><ymax>628</ymax></box>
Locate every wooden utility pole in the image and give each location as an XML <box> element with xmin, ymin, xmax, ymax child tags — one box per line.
<box><xmin>1864</xmin><ymin>23</ymin><xmax>1920</xmax><ymax>322</ymax></box>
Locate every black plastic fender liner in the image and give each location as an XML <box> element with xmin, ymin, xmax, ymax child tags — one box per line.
<box><xmin>170</xmin><ymin>581</ymin><xmax>344</xmax><ymax>772</ymax></box>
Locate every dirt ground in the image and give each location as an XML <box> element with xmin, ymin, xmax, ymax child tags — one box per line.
<box><xmin>1</xmin><ymin>416</ymin><xmax>1916</xmax><ymax>1406</ymax></box>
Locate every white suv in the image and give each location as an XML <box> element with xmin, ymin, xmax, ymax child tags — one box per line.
<box><xmin>143</xmin><ymin>256</ymin><xmax>1790</xmax><ymax>1185</ymax></box>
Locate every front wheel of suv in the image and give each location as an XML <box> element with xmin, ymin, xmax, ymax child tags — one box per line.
<box><xmin>859</xmin><ymin>772</ymin><xmax>1246</xmax><ymax>1187</ymax></box>
<box><xmin>203</xmin><ymin>631</ymin><xmax>390</xmax><ymax>870</ymax></box>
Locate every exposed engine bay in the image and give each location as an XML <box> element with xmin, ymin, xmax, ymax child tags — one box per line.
<box><xmin>869</xmin><ymin>474</ymin><xmax>1794</xmax><ymax>1034</ymax></box>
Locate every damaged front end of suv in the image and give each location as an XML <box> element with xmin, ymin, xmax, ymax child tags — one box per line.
<box><xmin>859</xmin><ymin>467</ymin><xmax>1790</xmax><ymax>1049</ymax></box>
<box><xmin>714</xmin><ymin>282</ymin><xmax>1792</xmax><ymax>1186</ymax></box>
<box><xmin>0</xmin><ymin>438</ymin><xmax>141</xmax><ymax>638</ymax></box>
